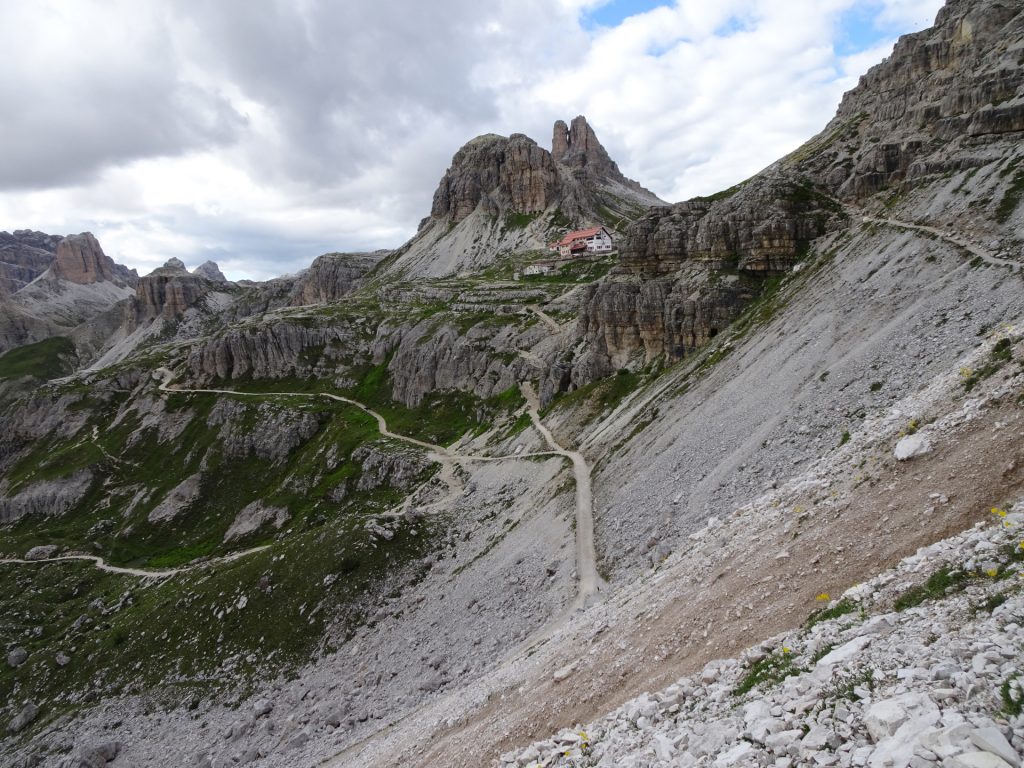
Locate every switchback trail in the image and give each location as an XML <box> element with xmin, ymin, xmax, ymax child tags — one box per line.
<box><xmin>6</xmin><ymin>368</ymin><xmax>603</xmax><ymax>607</ymax></box>
<box><xmin>152</xmin><ymin>370</ymin><xmax>602</xmax><ymax>606</ymax></box>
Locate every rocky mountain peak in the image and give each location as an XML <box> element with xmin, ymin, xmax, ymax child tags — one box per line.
<box><xmin>553</xmin><ymin>114</ymin><xmax>664</xmax><ymax>206</ymax></box>
<box><xmin>192</xmin><ymin>260</ymin><xmax>227</xmax><ymax>283</ymax></box>
<box><xmin>392</xmin><ymin>116</ymin><xmax>665</xmax><ymax>278</ymax></box>
<box><xmin>135</xmin><ymin>257</ymin><xmax>211</xmax><ymax>322</ymax></box>
<box><xmin>6</xmin><ymin>230</ymin><xmax>63</xmax><ymax>253</ymax></box>
<box><xmin>50</xmin><ymin>233</ymin><xmax>125</xmax><ymax>286</ymax></box>
<box><xmin>552</xmin><ymin>115</ymin><xmax>616</xmax><ymax>175</ymax></box>
<box><xmin>0</xmin><ymin>230</ymin><xmax>63</xmax><ymax>293</ymax></box>
<box><xmin>429</xmin><ymin>132</ymin><xmax>560</xmax><ymax>224</ymax></box>
<box><xmin>157</xmin><ymin>257</ymin><xmax>188</xmax><ymax>274</ymax></box>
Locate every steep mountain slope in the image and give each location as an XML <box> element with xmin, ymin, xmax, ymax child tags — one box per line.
<box><xmin>0</xmin><ymin>1</ymin><xmax>1022</xmax><ymax>767</ymax></box>
<box><xmin>383</xmin><ymin>115</ymin><xmax>664</xmax><ymax>278</ymax></box>
<box><xmin>0</xmin><ymin>233</ymin><xmax>137</xmax><ymax>359</ymax></box>
<box><xmin>0</xmin><ymin>231</ymin><xmax>62</xmax><ymax>294</ymax></box>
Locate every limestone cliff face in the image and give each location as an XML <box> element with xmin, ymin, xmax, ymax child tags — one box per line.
<box><xmin>568</xmin><ymin>273</ymin><xmax>753</xmax><ymax>389</ymax></box>
<box><xmin>0</xmin><ymin>232</ymin><xmax>136</xmax><ymax>356</ymax></box>
<box><xmin>801</xmin><ymin>0</ymin><xmax>1024</xmax><ymax>198</ymax></box>
<box><xmin>556</xmin><ymin>0</ymin><xmax>1024</xmax><ymax>396</ymax></box>
<box><xmin>50</xmin><ymin>233</ymin><xmax>136</xmax><ymax>287</ymax></box>
<box><xmin>429</xmin><ymin>133</ymin><xmax>561</xmax><ymax>224</ymax></box>
<box><xmin>0</xmin><ymin>230</ymin><xmax>61</xmax><ymax>293</ymax></box>
<box><xmin>552</xmin><ymin>115</ymin><xmax>660</xmax><ymax>204</ymax></box>
<box><xmin>184</xmin><ymin>307</ymin><xmax>536</xmax><ymax>410</ymax></box>
<box><xmin>135</xmin><ymin>258</ymin><xmax>212</xmax><ymax>322</ymax></box>
<box><xmin>384</xmin><ymin>319</ymin><xmax>533</xmax><ymax>407</ymax></box>
<box><xmin>186</xmin><ymin>321</ymin><xmax>360</xmax><ymax>381</ymax></box>
<box><xmin>619</xmin><ymin>178</ymin><xmax>835</xmax><ymax>276</ymax></box>
<box><xmin>561</xmin><ymin>176</ymin><xmax>841</xmax><ymax>390</ymax></box>
<box><xmin>289</xmin><ymin>251</ymin><xmax>386</xmax><ymax>306</ymax></box>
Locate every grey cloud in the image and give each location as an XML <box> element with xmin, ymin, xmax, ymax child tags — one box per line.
<box><xmin>0</xmin><ymin>4</ymin><xmax>246</xmax><ymax>191</ymax></box>
<box><xmin>169</xmin><ymin>0</ymin><xmax>579</xmax><ymax>187</ymax></box>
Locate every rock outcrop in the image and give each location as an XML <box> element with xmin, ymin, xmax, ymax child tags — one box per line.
<box><xmin>134</xmin><ymin>258</ymin><xmax>213</xmax><ymax>322</ymax></box>
<box><xmin>798</xmin><ymin>0</ymin><xmax>1024</xmax><ymax>198</ymax></box>
<box><xmin>186</xmin><ymin>321</ymin><xmax>361</xmax><ymax>382</ymax></box>
<box><xmin>147</xmin><ymin>473</ymin><xmax>203</xmax><ymax>524</ymax></box>
<box><xmin>223</xmin><ymin>502</ymin><xmax>290</xmax><ymax>542</ymax></box>
<box><xmin>51</xmin><ymin>233</ymin><xmax>122</xmax><ymax>285</ymax></box>
<box><xmin>290</xmin><ymin>251</ymin><xmax>386</xmax><ymax>306</ymax></box>
<box><xmin>553</xmin><ymin>115</ymin><xmax>660</xmax><ymax>204</ymax></box>
<box><xmin>206</xmin><ymin>399</ymin><xmax>322</xmax><ymax>464</ymax></box>
<box><xmin>430</xmin><ymin>133</ymin><xmax>561</xmax><ymax>224</ymax></box>
<box><xmin>0</xmin><ymin>230</ymin><xmax>61</xmax><ymax>293</ymax></box>
<box><xmin>0</xmin><ymin>471</ymin><xmax>94</xmax><ymax>523</ymax></box>
<box><xmin>385</xmin><ymin>116</ymin><xmax>665</xmax><ymax>278</ymax></box>
<box><xmin>192</xmin><ymin>260</ymin><xmax>228</xmax><ymax>283</ymax></box>
<box><xmin>620</xmin><ymin>178</ymin><xmax>835</xmax><ymax>276</ymax></box>
<box><xmin>559</xmin><ymin>176</ymin><xmax>843</xmax><ymax>391</ymax></box>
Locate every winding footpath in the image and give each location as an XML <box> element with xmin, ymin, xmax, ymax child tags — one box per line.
<box><xmin>860</xmin><ymin>214</ymin><xmax>1020</xmax><ymax>270</ymax></box>
<box><xmin>6</xmin><ymin>368</ymin><xmax>600</xmax><ymax>603</ymax></box>
<box><xmin>0</xmin><ymin>546</ymin><xmax>271</xmax><ymax>581</ymax></box>
<box><xmin>520</xmin><ymin>382</ymin><xmax>605</xmax><ymax>608</ymax></box>
<box><xmin>526</xmin><ymin>304</ymin><xmax>563</xmax><ymax>332</ymax></box>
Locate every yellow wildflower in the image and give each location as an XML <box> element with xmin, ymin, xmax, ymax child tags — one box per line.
<box><xmin>992</xmin><ymin>507</ymin><xmax>1008</xmax><ymax>518</ymax></box>
<box><xmin>985</xmin><ymin>568</ymin><xmax>999</xmax><ymax>578</ymax></box>
<box><xmin>815</xmin><ymin>593</ymin><xmax>830</xmax><ymax>602</ymax></box>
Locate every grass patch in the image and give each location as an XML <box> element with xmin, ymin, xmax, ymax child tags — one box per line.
<box><xmin>822</xmin><ymin>667</ymin><xmax>875</xmax><ymax>702</ymax></box>
<box><xmin>0</xmin><ymin>337</ymin><xmax>76</xmax><ymax>381</ymax></box>
<box><xmin>692</xmin><ymin>180</ymin><xmax>747</xmax><ymax>203</ymax></box>
<box><xmin>995</xmin><ymin>168</ymin><xmax>1024</xmax><ymax>224</ymax></box>
<box><xmin>962</xmin><ymin>337</ymin><xmax>1014</xmax><ymax>392</ymax></box>
<box><xmin>893</xmin><ymin>565</ymin><xmax>972</xmax><ymax>611</ymax></box>
<box><xmin>504</xmin><ymin>211</ymin><xmax>540</xmax><ymax>229</ymax></box>
<box><xmin>544</xmin><ymin>369</ymin><xmax>641</xmax><ymax>419</ymax></box>
<box><xmin>1002</xmin><ymin>674</ymin><xmax>1023</xmax><ymax>717</ymax></box>
<box><xmin>977</xmin><ymin>591</ymin><xmax>1008</xmax><ymax>614</ymax></box>
<box><xmin>805</xmin><ymin>597</ymin><xmax>857</xmax><ymax>628</ymax></box>
<box><xmin>734</xmin><ymin>649</ymin><xmax>804</xmax><ymax>697</ymax></box>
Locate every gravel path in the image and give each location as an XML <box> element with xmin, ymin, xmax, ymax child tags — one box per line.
<box><xmin>151</xmin><ymin>369</ymin><xmax>602</xmax><ymax>606</ymax></box>
<box><xmin>527</xmin><ymin>304</ymin><xmax>563</xmax><ymax>332</ymax></box>
<box><xmin>861</xmin><ymin>214</ymin><xmax>1020</xmax><ymax>270</ymax></box>
<box><xmin>521</xmin><ymin>382</ymin><xmax>605</xmax><ymax>608</ymax></box>
<box><xmin>0</xmin><ymin>545</ymin><xmax>271</xmax><ymax>580</ymax></box>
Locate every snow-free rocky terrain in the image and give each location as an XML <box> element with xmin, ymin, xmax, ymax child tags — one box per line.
<box><xmin>1</xmin><ymin>0</ymin><xmax>1023</xmax><ymax>766</ymax></box>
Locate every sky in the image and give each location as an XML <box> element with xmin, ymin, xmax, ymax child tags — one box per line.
<box><xmin>0</xmin><ymin>0</ymin><xmax>944</xmax><ymax>281</ymax></box>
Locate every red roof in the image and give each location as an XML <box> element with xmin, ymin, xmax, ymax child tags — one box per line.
<box><xmin>555</xmin><ymin>226</ymin><xmax>606</xmax><ymax>247</ymax></box>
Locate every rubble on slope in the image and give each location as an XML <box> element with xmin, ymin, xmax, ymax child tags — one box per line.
<box><xmin>500</xmin><ymin>509</ymin><xmax>1024</xmax><ymax>768</ymax></box>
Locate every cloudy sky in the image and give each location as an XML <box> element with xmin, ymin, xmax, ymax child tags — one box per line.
<box><xmin>0</xmin><ymin>0</ymin><xmax>943</xmax><ymax>280</ymax></box>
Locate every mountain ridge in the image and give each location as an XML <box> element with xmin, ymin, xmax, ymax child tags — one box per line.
<box><xmin>0</xmin><ymin>1</ymin><xmax>1022</xmax><ymax>767</ymax></box>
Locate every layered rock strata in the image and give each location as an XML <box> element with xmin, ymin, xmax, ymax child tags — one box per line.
<box><xmin>800</xmin><ymin>0</ymin><xmax>1024</xmax><ymax>198</ymax></box>
<box><xmin>290</xmin><ymin>251</ymin><xmax>387</xmax><ymax>306</ymax></box>
<box><xmin>135</xmin><ymin>258</ymin><xmax>213</xmax><ymax>322</ymax></box>
<box><xmin>0</xmin><ymin>230</ymin><xmax>61</xmax><ymax>293</ymax></box>
<box><xmin>50</xmin><ymin>233</ymin><xmax>135</xmax><ymax>286</ymax></box>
